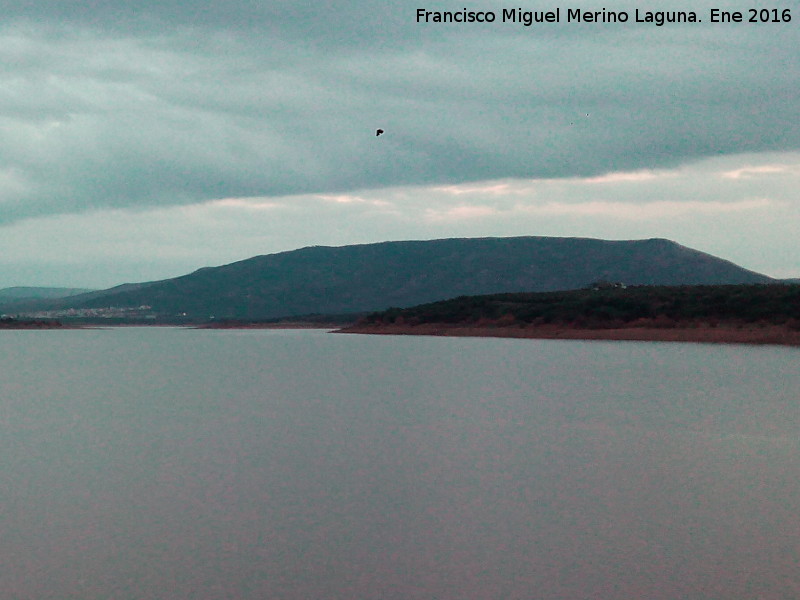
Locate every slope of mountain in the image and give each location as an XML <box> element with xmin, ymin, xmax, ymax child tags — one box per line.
<box><xmin>0</xmin><ymin>286</ymin><xmax>94</xmax><ymax>300</ymax></box>
<box><xmin>33</xmin><ymin>236</ymin><xmax>774</xmax><ymax>320</ymax></box>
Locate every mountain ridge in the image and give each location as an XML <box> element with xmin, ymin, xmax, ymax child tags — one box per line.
<box><xmin>6</xmin><ymin>236</ymin><xmax>775</xmax><ymax>320</ymax></box>
<box><xmin>0</xmin><ymin>286</ymin><xmax>94</xmax><ymax>300</ymax></box>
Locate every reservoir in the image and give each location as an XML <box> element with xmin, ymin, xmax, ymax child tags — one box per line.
<box><xmin>1</xmin><ymin>328</ymin><xmax>798</xmax><ymax>599</ymax></box>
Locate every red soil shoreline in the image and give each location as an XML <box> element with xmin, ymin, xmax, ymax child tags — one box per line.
<box><xmin>0</xmin><ymin>320</ymin><xmax>76</xmax><ymax>330</ymax></box>
<box><xmin>336</xmin><ymin>323</ymin><xmax>800</xmax><ymax>346</ymax></box>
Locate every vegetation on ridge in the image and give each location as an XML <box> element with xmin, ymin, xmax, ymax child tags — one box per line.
<box><xmin>359</xmin><ymin>284</ymin><xmax>800</xmax><ymax>330</ymax></box>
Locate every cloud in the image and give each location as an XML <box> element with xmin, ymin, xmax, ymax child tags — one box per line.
<box><xmin>582</xmin><ymin>171</ymin><xmax>668</xmax><ymax>185</ymax></box>
<box><xmin>721</xmin><ymin>165</ymin><xmax>794</xmax><ymax>179</ymax></box>
<box><xmin>424</xmin><ymin>197</ymin><xmax>777</xmax><ymax>222</ymax></box>
<box><xmin>0</xmin><ymin>2</ymin><xmax>797</xmax><ymax>225</ymax></box>
<box><xmin>2</xmin><ymin>152</ymin><xmax>799</xmax><ymax>287</ymax></box>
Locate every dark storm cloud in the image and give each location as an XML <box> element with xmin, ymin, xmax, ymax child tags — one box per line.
<box><xmin>0</xmin><ymin>0</ymin><xmax>798</xmax><ymax>223</ymax></box>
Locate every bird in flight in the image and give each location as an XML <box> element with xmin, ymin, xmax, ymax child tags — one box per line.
<box><xmin>376</xmin><ymin>129</ymin><xmax>384</xmax><ymax>136</ymax></box>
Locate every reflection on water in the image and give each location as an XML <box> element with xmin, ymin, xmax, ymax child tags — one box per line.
<box><xmin>1</xmin><ymin>328</ymin><xmax>798</xmax><ymax>599</ymax></box>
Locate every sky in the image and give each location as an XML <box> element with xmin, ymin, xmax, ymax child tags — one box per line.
<box><xmin>0</xmin><ymin>1</ymin><xmax>798</xmax><ymax>288</ymax></box>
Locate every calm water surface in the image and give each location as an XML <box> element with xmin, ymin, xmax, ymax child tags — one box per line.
<box><xmin>1</xmin><ymin>328</ymin><xmax>799</xmax><ymax>599</ymax></box>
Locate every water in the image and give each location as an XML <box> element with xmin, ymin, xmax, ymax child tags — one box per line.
<box><xmin>1</xmin><ymin>328</ymin><xmax>799</xmax><ymax>599</ymax></box>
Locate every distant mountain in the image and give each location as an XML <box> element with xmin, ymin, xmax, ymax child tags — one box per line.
<box><xmin>29</xmin><ymin>236</ymin><xmax>774</xmax><ymax>321</ymax></box>
<box><xmin>0</xmin><ymin>286</ymin><xmax>94</xmax><ymax>300</ymax></box>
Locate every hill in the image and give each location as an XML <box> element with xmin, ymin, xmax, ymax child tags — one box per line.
<box><xmin>16</xmin><ymin>236</ymin><xmax>774</xmax><ymax>321</ymax></box>
<box><xmin>0</xmin><ymin>287</ymin><xmax>94</xmax><ymax>301</ymax></box>
<box><xmin>354</xmin><ymin>284</ymin><xmax>800</xmax><ymax>328</ymax></box>
<box><xmin>341</xmin><ymin>284</ymin><xmax>800</xmax><ymax>345</ymax></box>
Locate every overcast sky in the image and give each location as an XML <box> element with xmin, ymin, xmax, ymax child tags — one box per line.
<box><xmin>1</xmin><ymin>1</ymin><xmax>798</xmax><ymax>287</ymax></box>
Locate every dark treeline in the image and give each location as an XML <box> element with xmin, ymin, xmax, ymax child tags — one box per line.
<box><xmin>362</xmin><ymin>284</ymin><xmax>800</xmax><ymax>329</ymax></box>
<box><xmin>0</xmin><ymin>317</ymin><xmax>63</xmax><ymax>329</ymax></box>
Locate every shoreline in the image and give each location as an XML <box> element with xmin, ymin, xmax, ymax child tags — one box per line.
<box><xmin>336</xmin><ymin>323</ymin><xmax>800</xmax><ymax>346</ymax></box>
<box><xmin>0</xmin><ymin>320</ymin><xmax>74</xmax><ymax>330</ymax></box>
<box><xmin>195</xmin><ymin>322</ymin><xmax>343</xmax><ymax>330</ymax></box>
